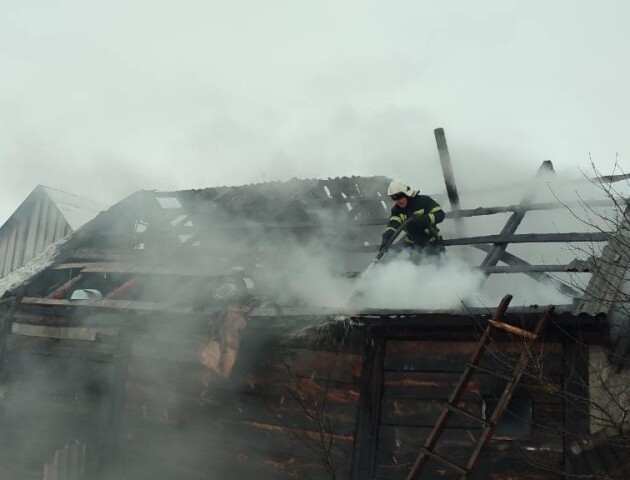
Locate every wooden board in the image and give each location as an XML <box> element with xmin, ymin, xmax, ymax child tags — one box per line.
<box><xmin>385</xmin><ymin>340</ymin><xmax>564</xmax><ymax>377</ymax></box>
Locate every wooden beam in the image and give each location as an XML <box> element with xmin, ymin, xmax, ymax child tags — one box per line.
<box><xmin>105</xmin><ymin>277</ymin><xmax>141</xmax><ymax>299</ymax></box>
<box><xmin>434</xmin><ymin>127</ymin><xmax>470</xmax><ymax>257</ymax></box>
<box><xmin>344</xmin><ymin>259</ymin><xmax>592</xmax><ymax>277</ymax></box>
<box><xmin>446</xmin><ymin>198</ymin><xmax>621</xmax><ymax>219</ymax></box>
<box><xmin>488</xmin><ymin>318</ymin><xmax>538</xmax><ymax>340</ymax></box>
<box><xmin>361</xmin><ymin>312</ymin><xmax>607</xmax><ymax>343</ymax></box>
<box><xmin>353</xmin><ymin>232</ymin><xmax>609</xmax><ymax>253</ymax></box>
<box><xmin>13</xmin><ymin>312</ymin><xmax>103</xmax><ymax>327</ymax></box>
<box><xmin>47</xmin><ymin>274</ymin><xmax>84</xmax><ymax>299</ymax></box>
<box><xmin>11</xmin><ymin>322</ymin><xmax>118</xmax><ymax>341</ymax></box>
<box><xmin>52</xmin><ymin>262</ymin><xmax>235</xmax><ymax>277</ymax></box>
<box><xmin>480</xmin><ymin>161</ymin><xmax>555</xmax><ymax>271</ymax></box>
<box><xmin>447</xmin><ymin>231</ymin><xmax>609</xmax><ymax>246</ymax></box>
<box><xmin>65</xmin><ymin>248</ymin><xmax>238</xmax><ymax>268</ymax></box>
<box><xmin>482</xmin><ymin>263</ymin><xmax>593</xmax><ymax>274</ymax></box>
<box><xmin>434</xmin><ymin>128</ymin><xmax>461</xmax><ymax>211</ymax></box>
<box><xmin>19</xmin><ymin>296</ymin><xmax>221</xmax><ymax>316</ymax></box>
<box><xmin>473</xmin><ymin>244</ymin><xmax>581</xmax><ymax>298</ymax></box>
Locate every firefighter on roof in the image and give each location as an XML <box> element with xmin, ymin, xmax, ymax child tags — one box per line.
<box><xmin>379</xmin><ymin>179</ymin><xmax>445</xmax><ymax>259</ymax></box>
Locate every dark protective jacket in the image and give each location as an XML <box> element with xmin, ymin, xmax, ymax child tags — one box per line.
<box><xmin>382</xmin><ymin>194</ymin><xmax>445</xmax><ymax>248</ymax></box>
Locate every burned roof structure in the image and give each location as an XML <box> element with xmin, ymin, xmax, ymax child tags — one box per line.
<box><xmin>2</xmin><ymin>131</ymin><xmax>630</xmax><ymax>479</ymax></box>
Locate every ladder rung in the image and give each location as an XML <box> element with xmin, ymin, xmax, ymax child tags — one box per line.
<box><xmin>444</xmin><ymin>403</ymin><xmax>491</xmax><ymax>426</ymax></box>
<box><xmin>467</xmin><ymin>363</ymin><xmax>515</xmax><ymax>382</ymax></box>
<box><xmin>488</xmin><ymin>319</ymin><xmax>538</xmax><ymax>340</ymax></box>
<box><xmin>418</xmin><ymin>448</ymin><xmax>468</xmax><ymax>475</ymax></box>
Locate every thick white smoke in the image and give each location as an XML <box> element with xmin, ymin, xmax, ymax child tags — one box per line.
<box><xmin>351</xmin><ymin>251</ymin><xmax>485</xmax><ymax>310</ymax></box>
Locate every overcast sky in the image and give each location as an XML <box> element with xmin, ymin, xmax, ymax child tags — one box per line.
<box><xmin>1</xmin><ymin>0</ymin><xmax>629</xmax><ymax>225</ymax></box>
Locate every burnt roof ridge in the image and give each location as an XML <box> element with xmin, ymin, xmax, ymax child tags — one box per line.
<box><xmin>165</xmin><ymin>174</ymin><xmax>393</xmax><ymax>194</ymax></box>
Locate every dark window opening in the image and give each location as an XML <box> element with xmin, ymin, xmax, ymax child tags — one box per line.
<box><xmin>482</xmin><ymin>397</ymin><xmax>532</xmax><ymax>439</ymax></box>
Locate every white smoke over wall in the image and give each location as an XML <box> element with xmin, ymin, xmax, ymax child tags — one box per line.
<box><xmin>268</xmin><ymin>245</ymin><xmax>573</xmax><ymax>312</ymax></box>
<box><xmin>351</xmin><ymin>251</ymin><xmax>485</xmax><ymax>310</ymax></box>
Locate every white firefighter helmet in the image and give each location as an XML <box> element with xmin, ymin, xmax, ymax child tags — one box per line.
<box><xmin>387</xmin><ymin>179</ymin><xmax>415</xmax><ymax>198</ymax></box>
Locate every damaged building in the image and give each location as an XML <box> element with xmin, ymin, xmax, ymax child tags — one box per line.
<box><xmin>1</xmin><ymin>143</ymin><xmax>630</xmax><ymax>479</ymax></box>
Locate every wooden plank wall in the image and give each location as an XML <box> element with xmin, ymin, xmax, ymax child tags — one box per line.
<box><xmin>0</xmin><ymin>303</ymin><xmax>583</xmax><ymax>480</ymax></box>
<box><xmin>111</xmin><ymin>318</ymin><xmax>362</xmax><ymax>480</ymax></box>
<box><xmin>0</xmin><ymin>310</ymin><xmax>362</xmax><ymax>480</ymax></box>
<box><xmin>0</xmin><ymin>329</ymin><xmax>116</xmax><ymax>480</ymax></box>
<box><xmin>374</xmin><ymin>340</ymin><xmax>566</xmax><ymax>480</ymax></box>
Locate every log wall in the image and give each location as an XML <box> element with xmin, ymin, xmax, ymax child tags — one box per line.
<box><xmin>373</xmin><ymin>339</ymin><xmax>566</xmax><ymax>480</ymax></box>
<box><xmin>0</xmin><ymin>304</ymin><xmax>588</xmax><ymax>480</ymax></box>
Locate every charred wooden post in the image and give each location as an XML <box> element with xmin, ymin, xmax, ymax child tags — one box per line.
<box><xmin>434</xmin><ymin>127</ymin><xmax>461</xmax><ymax>211</ymax></box>
<box><xmin>434</xmin><ymin>127</ymin><xmax>469</xmax><ymax>258</ymax></box>
<box><xmin>480</xmin><ymin>161</ymin><xmax>555</xmax><ymax>272</ymax></box>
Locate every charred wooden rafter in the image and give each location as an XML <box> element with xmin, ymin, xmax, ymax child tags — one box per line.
<box><xmin>446</xmin><ymin>232</ymin><xmax>609</xmax><ymax>246</ymax></box>
<box><xmin>482</xmin><ymin>263</ymin><xmax>592</xmax><ymax>274</ymax></box>
<box><xmin>52</xmin><ymin>262</ymin><xmax>237</xmax><ymax>277</ymax></box>
<box><xmin>472</xmin><ymin>244</ymin><xmax>582</xmax><ymax>298</ymax></box>
<box><xmin>19</xmin><ymin>296</ymin><xmax>221</xmax><ymax>316</ymax></box>
<box><xmin>344</xmin><ymin>260</ymin><xmax>591</xmax><ymax>277</ymax></box>
<box><xmin>47</xmin><ymin>273</ymin><xmax>84</xmax><ymax>299</ymax></box>
<box><xmin>105</xmin><ymin>277</ymin><xmax>141</xmax><ymax>299</ymax></box>
<box><xmin>480</xmin><ymin>161</ymin><xmax>555</xmax><ymax>273</ymax></box>
<box><xmin>446</xmin><ymin>198</ymin><xmax>624</xmax><ymax>219</ymax></box>
<box><xmin>151</xmin><ymin>198</ymin><xmax>624</xmax><ymax>231</ymax></box>
<box><xmin>351</xmin><ymin>232</ymin><xmax>609</xmax><ymax>253</ymax></box>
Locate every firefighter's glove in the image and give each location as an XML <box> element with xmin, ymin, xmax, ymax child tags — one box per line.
<box><xmin>379</xmin><ymin>230</ymin><xmax>395</xmax><ymax>253</ymax></box>
<box><xmin>408</xmin><ymin>214</ymin><xmax>430</xmax><ymax>229</ymax></box>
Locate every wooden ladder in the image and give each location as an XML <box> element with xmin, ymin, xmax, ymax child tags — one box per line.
<box><xmin>405</xmin><ymin>294</ymin><xmax>553</xmax><ymax>480</ymax></box>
